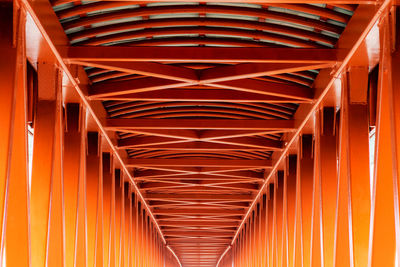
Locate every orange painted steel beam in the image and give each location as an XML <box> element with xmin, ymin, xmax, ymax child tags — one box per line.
<box><xmin>68</xmin><ymin>16</ymin><xmax>336</xmax><ymax>44</ymax></box>
<box><xmin>98</xmin><ymin>36</ymin><xmax>276</xmax><ymax>47</ymax></box>
<box><xmin>335</xmin><ymin>68</ymin><xmax>371</xmax><ymax>266</ymax></box>
<box><xmin>106</xmin><ymin>118</ymin><xmax>296</xmax><ymax>130</ymax></box>
<box><xmin>102</xmin><ymin>153</ymin><xmax>113</xmax><ymax>267</ymax></box>
<box><xmin>22</xmin><ymin>5</ymin><xmax>178</xmax><ymax>263</ymax></box>
<box><xmin>90</xmin><ymin>76</ymin><xmax>313</xmax><ymax>101</ymax></box>
<box><xmin>16</xmin><ymin>0</ymin><xmax>400</xmax><ymax>265</ymax></box>
<box><xmin>117</xmin><ymin>136</ymin><xmax>188</xmax><ymax>148</ymax></box>
<box><xmin>310</xmin><ymin>111</ymin><xmax>323</xmax><ymax>267</ymax></box>
<box><xmin>31</xmin><ymin>62</ymin><xmax>65</xmax><ymax>266</ymax></box>
<box><xmin>89</xmin><ymin>77</ymin><xmax>191</xmax><ymax>98</ymax></box>
<box><xmin>19</xmin><ymin>2</ymin><xmax>183</xmax><ymax>267</ymax></box>
<box><xmin>199</xmin><ymin>62</ymin><xmax>332</xmax><ymax>84</ymax></box>
<box><xmin>218</xmin><ymin>3</ymin><xmax>392</xmax><ymax>267</ymax></box>
<box><xmin>145</xmin><ymin>181</ymin><xmax>259</xmax><ymax>189</ymax></box>
<box><xmin>153</xmin><ymin>209</ymin><xmax>245</xmax><ymax>216</ymax></box>
<box><xmin>76</xmin><ymin>26</ymin><xmax>320</xmax><ymax>48</ymax></box>
<box><xmin>63</xmin><ymin>103</ymin><xmax>84</xmax><ymax>267</ymax></box>
<box><xmin>0</xmin><ymin>5</ymin><xmax>30</xmax><ymax>266</ymax></box>
<box><xmin>139</xmin><ymin>181</ymin><xmax>259</xmax><ymax>190</ymax></box>
<box><xmin>167</xmin><ymin>239</ymin><xmax>231</xmax><ymax>243</ymax></box>
<box><xmin>369</xmin><ymin>13</ymin><xmax>399</xmax><ymax>267</ymax></box>
<box><xmin>299</xmin><ymin>135</ymin><xmax>314</xmax><ymax>267</ymax></box>
<box><xmin>318</xmin><ymin>107</ymin><xmax>338</xmax><ymax>267</ymax></box>
<box><xmin>94</xmin><ymin>88</ymin><xmax>307</xmax><ymax>103</ymax></box>
<box><xmin>86</xmin><ymin>132</ymin><xmax>102</xmax><ymax>267</ymax></box>
<box><xmin>71</xmin><ymin>60</ymin><xmax>198</xmax><ymax>83</ymax></box>
<box><xmin>119</xmin><ymin>141</ymin><xmax>283</xmax><ymax>151</ymax></box>
<box><xmin>286</xmin><ymin>155</ymin><xmax>297</xmax><ymax>267</ymax></box>
<box><xmin>126</xmin><ymin>158</ymin><xmax>272</xmax><ymax>168</ymax></box>
<box><xmin>208</xmin><ymin>78</ymin><xmax>313</xmax><ymax>101</ymax></box>
<box><xmin>134</xmin><ymin>170</ymin><xmax>264</xmax><ymax>180</ymax></box>
<box><xmin>145</xmin><ymin>193</ymin><xmax>254</xmax><ymax>201</ymax></box>
<box><xmin>164</xmin><ymin>231</ymin><xmax>235</xmax><ymax>237</ymax></box>
<box><xmin>159</xmin><ymin>221</ymin><xmax>239</xmax><ymax>227</ymax></box>
<box><xmin>150</xmin><ymin>202</ymin><xmax>251</xmax><ymax>209</ymax></box>
<box><xmin>62</xmin><ymin>46</ymin><xmax>344</xmax><ymax>63</ymax></box>
<box><xmin>262</xmin><ymin>193</ymin><xmax>268</xmax><ymax>266</ymax></box>
<box><xmin>57</xmin><ymin>3</ymin><xmax>347</xmax><ymax>32</ymax></box>
<box><xmin>105</xmin><ymin>102</ymin><xmax>295</xmax><ymax>120</ymax></box>
<box><xmin>67</xmin><ymin>0</ymin><xmax>374</xmax><ymax>3</ymax></box>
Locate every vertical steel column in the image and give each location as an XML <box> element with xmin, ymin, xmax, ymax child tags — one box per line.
<box><xmin>123</xmin><ymin>182</ymin><xmax>130</xmax><ymax>267</ymax></box>
<box><xmin>128</xmin><ymin>186</ymin><xmax>133</xmax><ymax>267</ymax></box>
<box><xmin>299</xmin><ymin>135</ymin><xmax>314</xmax><ymax>267</ymax></box>
<box><xmin>282</xmin><ymin>167</ymin><xmax>288</xmax><ymax>267</ymax></box>
<box><xmin>311</xmin><ymin>112</ymin><xmax>322</xmax><ymax>267</ymax></box>
<box><xmin>30</xmin><ymin>61</ymin><xmax>63</xmax><ymax>267</ymax></box>
<box><xmin>276</xmin><ymin>171</ymin><xmax>284</xmax><ymax>267</ymax></box>
<box><xmin>335</xmin><ymin>73</ymin><xmax>351</xmax><ymax>267</ymax></box>
<box><xmin>336</xmin><ymin>67</ymin><xmax>371</xmax><ymax>266</ymax></box>
<box><xmin>258</xmin><ymin>199</ymin><xmax>264</xmax><ymax>266</ymax></box>
<box><xmin>131</xmin><ymin>192</ymin><xmax>136</xmax><ymax>267</ymax></box>
<box><xmin>0</xmin><ymin>4</ymin><xmax>30</xmax><ymax>266</ymax></box>
<box><xmin>144</xmin><ymin>211</ymin><xmax>148</xmax><ymax>267</ymax></box>
<box><xmin>137</xmin><ymin>202</ymin><xmax>143</xmax><ymax>267</ymax></box>
<box><xmin>249</xmin><ymin>211</ymin><xmax>254</xmax><ymax>266</ymax></box>
<box><xmin>286</xmin><ymin>155</ymin><xmax>297</xmax><ymax>267</ymax></box>
<box><xmin>118</xmin><ymin>181</ymin><xmax>125</xmax><ymax>267</ymax></box>
<box><xmin>76</xmin><ymin>107</ymin><xmax>87</xmax><ymax>267</ymax></box>
<box><xmin>114</xmin><ymin>169</ymin><xmax>122</xmax><ymax>267</ymax></box>
<box><xmin>270</xmin><ymin>182</ymin><xmax>277</xmax><ymax>267</ymax></box>
<box><xmin>262</xmin><ymin>193</ymin><xmax>269</xmax><ymax>267</ymax></box>
<box><xmin>102</xmin><ymin>153</ymin><xmax>113</xmax><ymax>267</ymax></box>
<box><xmin>319</xmin><ymin>107</ymin><xmax>338</xmax><ymax>267</ymax></box>
<box><xmin>64</xmin><ymin>103</ymin><xmax>83</xmax><ymax>267</ymax></box>
<box><xmin>86</xmin><ymin>132</ymin><xmax>101</xmax><ymax>267</ymax></box>
<box><xmin>369</xmin><ymin>12</ymin><xmax>399</xmax><ymax>267</ymax></box>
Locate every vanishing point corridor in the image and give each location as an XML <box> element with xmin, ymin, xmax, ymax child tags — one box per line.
<box><xmin>0</xmin><ymin>0</ymin><xmax>399</xmax><ymax>266</ymax></box>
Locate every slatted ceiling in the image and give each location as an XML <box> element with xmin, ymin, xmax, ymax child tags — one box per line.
<box><xmin>105</xmin><ymin>102</ymin><xmax>297</xmax><ymax>120</ymax></box>
<box><xmin>126</xmin><ymin>148</ymin><xmax>275</xmax><ymax>156</ymax></box>
<box><xmin>67</xmin><ymin>18</ymin><xmax>336</xmax><ymax>45</ymax></box>
<box><xmin>117</xmin><ymin>132</ymin><xmax>145</xmax><ymax>139</ymax></box>
<box><xmin>104</xmin><ymin>101</ymin><xmax>298</xmax><ymax>115</ymax></box>
<box><xmin>55</xmin><ymin>3</ymin><xmax>352</xmax><ymax>48</ymax></box>
<box><xmin>127</xmin><ymin>151</ymin><xmax>272</xmax><ymax>160</ymax></box>
<box><xmin>110</xmin><ymin>107</ymin><xmax>279</xmax><ymax>120</ymax></box>
<box><xmin>75</xmin><ymin>28</ymin><xmax>322</xmax><ymax>48</ymax></box>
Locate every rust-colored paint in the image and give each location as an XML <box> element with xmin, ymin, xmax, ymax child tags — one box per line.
<box><xmin>0</xmin><ymin>0</ymin><xmax>399</xmax><ymax>267</ymax></box>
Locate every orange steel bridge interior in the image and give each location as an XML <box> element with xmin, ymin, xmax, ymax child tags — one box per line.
<box><xmin>0</xmin><ymin>0</ymin><xmax>399</xmax><ymax>266</ymax></box>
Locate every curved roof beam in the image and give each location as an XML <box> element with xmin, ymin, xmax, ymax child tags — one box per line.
<box><xmin>74</xmin><ymin>26</ymin><xmax>318</xmax><ymax>48</ymax></box>
<box><xmin>69</xmin><ymin>17</ymin><xmax>336</xmax><ymax>45</ymax></box>
<box><xmin>61</xmin><ymin>5</ymin><xmax>343</xmax><ymax>34</ymax></box>
<box><xmin>111</xmin><ymin>106</ymin><xmax>279</xmax><ymax>120</ymax></box>
<box><xmin>57</xmin><ymin>2</ymin><xmax>350</xmax><ymax>23</ymax></box>
<box><xmin>116</xmin><ymin>36</ymin><xmax>272</xmax><ymax>47</ymax></box>
<box><xmin>107</xmin><ymin>101</ymin><xmax>293</xmax><ymax>119</ymax></box>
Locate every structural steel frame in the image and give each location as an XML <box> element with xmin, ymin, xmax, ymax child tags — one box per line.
<box><xmin>1</xmin><ymin>0</ymin><xmax>400</xmax><ymax>266</ymax></box>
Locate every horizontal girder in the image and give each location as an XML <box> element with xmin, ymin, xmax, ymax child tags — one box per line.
<box><xmin>62</xmin><ymin>46</ymin><xmax>344</xmax><ymax>63</ymax></box>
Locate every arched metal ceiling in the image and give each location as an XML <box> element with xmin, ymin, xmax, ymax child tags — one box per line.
<box><xmin>52</xmin><ymin>2</ymin><xmax>355</xmax><ymax>266</ymax></box>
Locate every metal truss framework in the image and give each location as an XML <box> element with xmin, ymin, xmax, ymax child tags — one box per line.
<box><xmin>0</xmin><ymin>0</ymin><xmax>400</xmax><ymax>267</ymax></box>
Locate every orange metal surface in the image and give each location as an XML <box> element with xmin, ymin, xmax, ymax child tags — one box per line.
<box><xmin>1</xmin><ymin>0</ymin><xmax>400</xmax><ymax>266</ymax></box>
